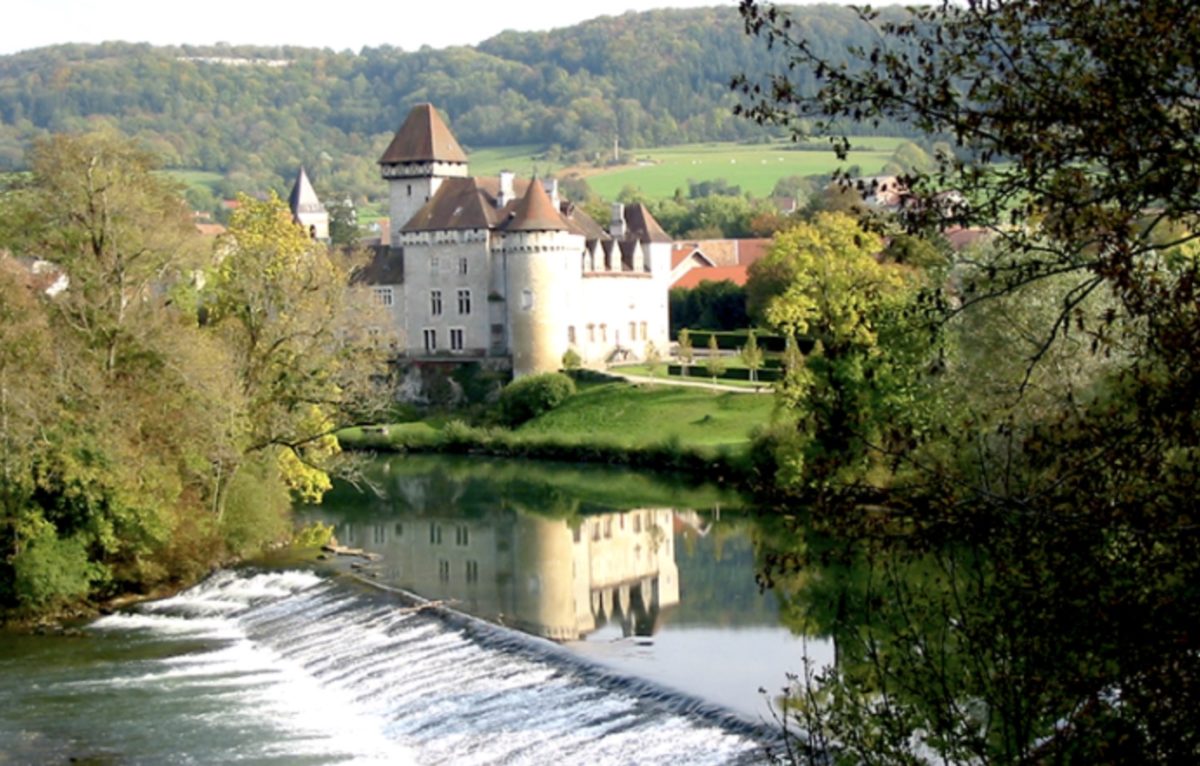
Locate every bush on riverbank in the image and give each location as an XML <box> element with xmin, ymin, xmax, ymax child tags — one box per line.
<box><xmin>498</xmin><ymin>372</ymin><xmax>576</xmax><ymax>426</ymax></box>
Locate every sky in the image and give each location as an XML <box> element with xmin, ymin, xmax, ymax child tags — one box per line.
<box><xmin>0</xmin><ymin>0</ymin><xmax>838</xmax><ymax>56</ymax></box>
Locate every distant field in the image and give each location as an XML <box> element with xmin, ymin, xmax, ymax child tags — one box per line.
<box><xmin>163</xmin><ymin>169</ymin><xmax>223</xmax><ymax>193</ymax></box>
<box><xmin>579</xmin><ymin>139</ymin><xmax>903</xmax><ymax>199</ymax></box>
<box><xmin>159</xmin><ymin>136</ymin><xmax>907</xmax><ymax>212</ymax></box>
<box><xmin>467</xmin><ymin>144</ymin><xmax>569</xmax><ymax>179</ymax></box>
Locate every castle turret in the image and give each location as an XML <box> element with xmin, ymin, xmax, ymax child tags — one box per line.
<box><xmin>379</xmin><ymin>104</ymin><xmax>469</xmax><ymax>245</ymax></box>
<box><xmin>288</xmin><ymin>166</ymin><xmax>329</xmax><ymax>241</ymax></box>
<box><xmin>500</xmin><ymin>179</ymin><xmax>584</xmax><ymax>377</ymax></box>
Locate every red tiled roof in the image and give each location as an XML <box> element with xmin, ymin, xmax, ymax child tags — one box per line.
<box><xmin>505</xmin><ymin>178</ymin><xmax>569</xmax><ymax>232</ymax></box>
<box><xmin>736</xmin><ymin>238</ymin><xmax>771</xmax><ymax>266</ymax></box>
<box><xmin>379</xmin><ymin>103</ymin><xmax>468</xmax><ymax>165</ymax></box>
<box><xmin>671</xmin><ymin>246</ymin><xmax>716</xmax><ymax>270</ymax></box>
<box><xmin>672</xmin><ymin>265</ymin><xmax>749</xmax><ymax>289</ymax></box>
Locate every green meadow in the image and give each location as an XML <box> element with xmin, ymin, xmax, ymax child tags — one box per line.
<box><xmin>582</xmin><ymin>139</ymin><xmax>904</xmax><ymax>199</ymax></box>
<box><xmin>516</xmin><ymin>381</ymin><xmax>780</xmax><ymax>448</ymax></box>
<box><xmin>341</xmin><ymin>380</ymin><xmax>782</xmax><ymax>454</ymax></box>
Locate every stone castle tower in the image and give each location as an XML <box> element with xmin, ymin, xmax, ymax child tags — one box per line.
<box><xmin>379</xmin><ymin>104</ymin><xmax>469</xmax><ymax>246</ymax></box>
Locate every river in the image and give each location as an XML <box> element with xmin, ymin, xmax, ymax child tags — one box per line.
<box><xmin>0</xmin><ymin>455</ymin><xmax>826</xmax><ymax>765</ymax></box>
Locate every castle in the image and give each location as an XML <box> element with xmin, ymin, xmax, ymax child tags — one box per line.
<box><xmin>295</xmin><ymin>103</ymin><xmax>673</xmax><ymax>378</ymax></box>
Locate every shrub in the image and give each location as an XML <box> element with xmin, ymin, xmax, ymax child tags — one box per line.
<box><xmin>562</xmin><ymin>348</ymin><xmax>582</xmax><ymax>370</ymax></box>
<box><xmin>499</xmin><ymin>372</ymin><xmax>577</xmax><ymax>426</ymax></box>
<box><xmin>10</xmin><ymin>518</ymin><xmax>103</xmax><ymax>610</ymax></box>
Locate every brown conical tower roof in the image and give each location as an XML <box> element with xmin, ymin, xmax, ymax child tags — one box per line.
<box><xmin>506</xmin><ymin>179</ymin><xmax>569</xmax><ymax>232</ymax></box>
<box><xmin>379</xmin><ymin>103</ymin><xmax>468</xmax><ymax>165</ymax></box>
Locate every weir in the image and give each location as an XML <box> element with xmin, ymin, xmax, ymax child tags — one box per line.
<box><xmin>91</xmin><ymin>568</ymin><xmax>771</xmax><ymax>764</ymax></box>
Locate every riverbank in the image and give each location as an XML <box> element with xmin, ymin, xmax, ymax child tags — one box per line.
<box><xmin>339</xmin><ymin>380</ymin><xmax>785</xmax><ymax>486</ymax></box>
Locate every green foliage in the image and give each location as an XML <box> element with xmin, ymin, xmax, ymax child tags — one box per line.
<box><xmin>0</xmin><ymin>133</ymin><xmax>389</xmax><ymax>616</ymax></box>
<box><xmin>218</xmin><ymin>454</ymin><xmax>292</xmax><ymax>557</ymax></box>
<box><xmin>499</xmin><ymin>373</ymin><xmax>577</xmax><ymax>426</ymax></box>
<box><xmin>739</xmin><ymin>0</ymin><xmax>1200</xmax><ymax>759</ymax></box>
<box><xmin>326</xmin><ymin>197</ymin><xmax>359</xmax><ymax>247</ymax></box>
<box><xmin>704</xmin><ymin>334</ymin><xmax>728</xmax><ymax>381</ymax></box>
<box><xmin>10</xmin><ymin>518</ymin><xmax>103</xmax><ymax>610</ymax></box>
<box><xmin>643</xmin><ymin>340</ymin><xmax>662</xmax><ymax>375</ymax></box>
<box><xmin>677</xmin><ymin>328</ymin><xmax>695</xmax><ymax>373</ymax></box>
<box><xmin>739</xmin><ymin>330</ymin><xmax>764</xmax><ymax>382</ymax></box>
<box><xmin>561</xmin><ymin>347</ymin><xmax>582</xmax><ymax>370</ymax></box>
<box><xmin>669</xmin><ymin>280</ymin><xmax>749</xmax><ymax>334</ymax></box>
<box><xmin>291</xmin><ymin>521</ymin><xmax>335</xmax><ymax>549</ymax></box>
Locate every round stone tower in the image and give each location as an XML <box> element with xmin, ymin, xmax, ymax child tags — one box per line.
<box><xmin>500</xmin><ymin>180</ymin><xmax>583</xmax><ymax>377</ymax></box>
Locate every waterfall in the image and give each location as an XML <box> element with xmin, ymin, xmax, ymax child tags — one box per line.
<box><xmin>88</xmin><ymin>569</ymin><xmax>772</xmax><ymax>764</ymax></box>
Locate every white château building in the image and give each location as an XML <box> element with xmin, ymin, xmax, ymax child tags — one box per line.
<box><xmin>347</xmin><ymin>103</ymin><xmax>673</xmax><ymax>377</ymax></box>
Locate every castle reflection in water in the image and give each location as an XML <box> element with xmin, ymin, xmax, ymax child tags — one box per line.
<box><xmin>330</xmin><ymin>508</ymin><xmax>682</xmax><ymax>642</ymax></box>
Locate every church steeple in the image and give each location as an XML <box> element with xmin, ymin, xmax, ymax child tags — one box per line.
<box><xmin>288</xmin><ymin>166</ymin><xmax>329</xmax><ymax>241</ymax></box>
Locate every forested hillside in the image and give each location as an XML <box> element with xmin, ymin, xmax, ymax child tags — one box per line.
<box><xmin>0</xmin><ymin>5</ymin><xmax>910</xmax><ymax>205</ymax></box>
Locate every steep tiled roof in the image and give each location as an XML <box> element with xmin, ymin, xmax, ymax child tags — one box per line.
<box><xmin>735</xmin><ymin>238</ymin><xmax>772</xmax><ymax>266</ymax></box>
<box><xmin>351</xmin><ymin>245</ymin><xmax>406</xmax><ymax>285</ymax></box>
<box><xmin>379</xmin><ymin>104</ymin><xmax>468</xmax><ymax>165</ymax></box>
<box><xmin>288</xmin><ymin>166</ymin><xmax>325</xmax><ymax>215</ymax></box>
<box><xmin>622</xmin><ymin>203</ymin><xmax>672</xmax><ymax>243</ymax></box>
<box><xmin>402</xmin><ymin>178</ymin><xmax>497</xmax><ymax>232</ymax></box>
<box><xmin>504</xmin><ymin>179</ymin><xmax>569</xmax><ymax>232</ymax></box>
<box><xmin>561</xmin><ymin>202</ymin><xmax>607</xmax><ymax>240</ymax></box>
<box><xmin>672</xmin><ymin>264</ymin><xmax>749</xmax><ymax>289</ymax></box>
<box><xmin>671</xmin><ymin>245</ymin><xmax>716</xmax><ymax>270</ymax></box>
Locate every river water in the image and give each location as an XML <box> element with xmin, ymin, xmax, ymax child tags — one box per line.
<box><xmin>0</xmin><ymin>455</ymin><xmax>826</xmax><ymax>764</ymax></box>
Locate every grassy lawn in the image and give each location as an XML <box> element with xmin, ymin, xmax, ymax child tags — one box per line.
<box><xmin>580</xmin><ymin>139</ymin><xmax>902</xmax><ymax>199</ymax></box>
<box><xmin>516</xmin><ymin>381</ymin><xmax>780</xmax><ymax>449</ymax></box>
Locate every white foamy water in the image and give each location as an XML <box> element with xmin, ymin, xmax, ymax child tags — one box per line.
<box><xmin>74</xmin><ymin>569</ymin><xmax>768</xmax><ymax>764</ymax></box>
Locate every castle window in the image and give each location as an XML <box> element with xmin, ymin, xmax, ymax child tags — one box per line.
<box><xmin>430</xmin><ymin>523</ymin><xmax>442</xmax><ymax>544</ymax></box>
<box><xmin>457</xmin><ymin>289</ymin><xmax>471</xmax><ymax>315</ymax></box>
<box><xmin>458</xmin><ymin>257</ymin><xmax>469</xmax><ymax>275</ymax></box>
<box><xmin>587</xmin><ymin>324</ymin><xmax>595</xmax><ymax>343</ymax></box>
<box><xmin>431</xmin><ymin>255</ymin><xmax>440</xmax><ymax>271</ymax></box>
<box><xmin>438</xmin><ymin>559</ymin><xmax>450</xmax><ymax>582</ymax></box>
<box><xmin>640</xmin><ymin>321</ymin><xmax>648</xmax><ymax>340</ymax></box>
<box><xmin>423</xmin><ymin>328</ymin><xmax>437</xmax><ymax>353</ymax></box>
<box><xmin>465</xmin><ymin>560</ymin><xmax>479</xmax><ymax>584</ymax></box>
<box><xmin>456</xmin><ymin>525</ymin><xmax>470</xmax><ymax>546</ymax></box>
<box><xmin>521</xmin><ymin>289</ymin><xmax>533</xmax><ymax>311</ymax></box>
<box><xmin>430</xmin><ymin>289</ymin><xmax>443</xmax><ymax>316</ymax></box>
<box><xmin>600</xmin><ymin>324</ymin><xmax>608</xmax><ymax>342</ymax></box>
<box><xmin>450</xmin><ymin>328</ymin><xmax>464</xmax><ymax>352</ymax></box>
<box><xmin>630</xmin><ymin>322</ymin><xmax>637</xmax><ymax>341</ymax></box>
<box><xmin>407</xmin><ymin>184</ymin><xmax>412</xmax><ymax>196</ymax></box>
<box><xmin>372</xmin><ymin>286</ymin><xmax>394</xmax><ymax>306</ymax></box>
<box><xmin>568</xmin><ymin>326</ymin><xmax>576</xmax><ymax>345</ymax></box>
